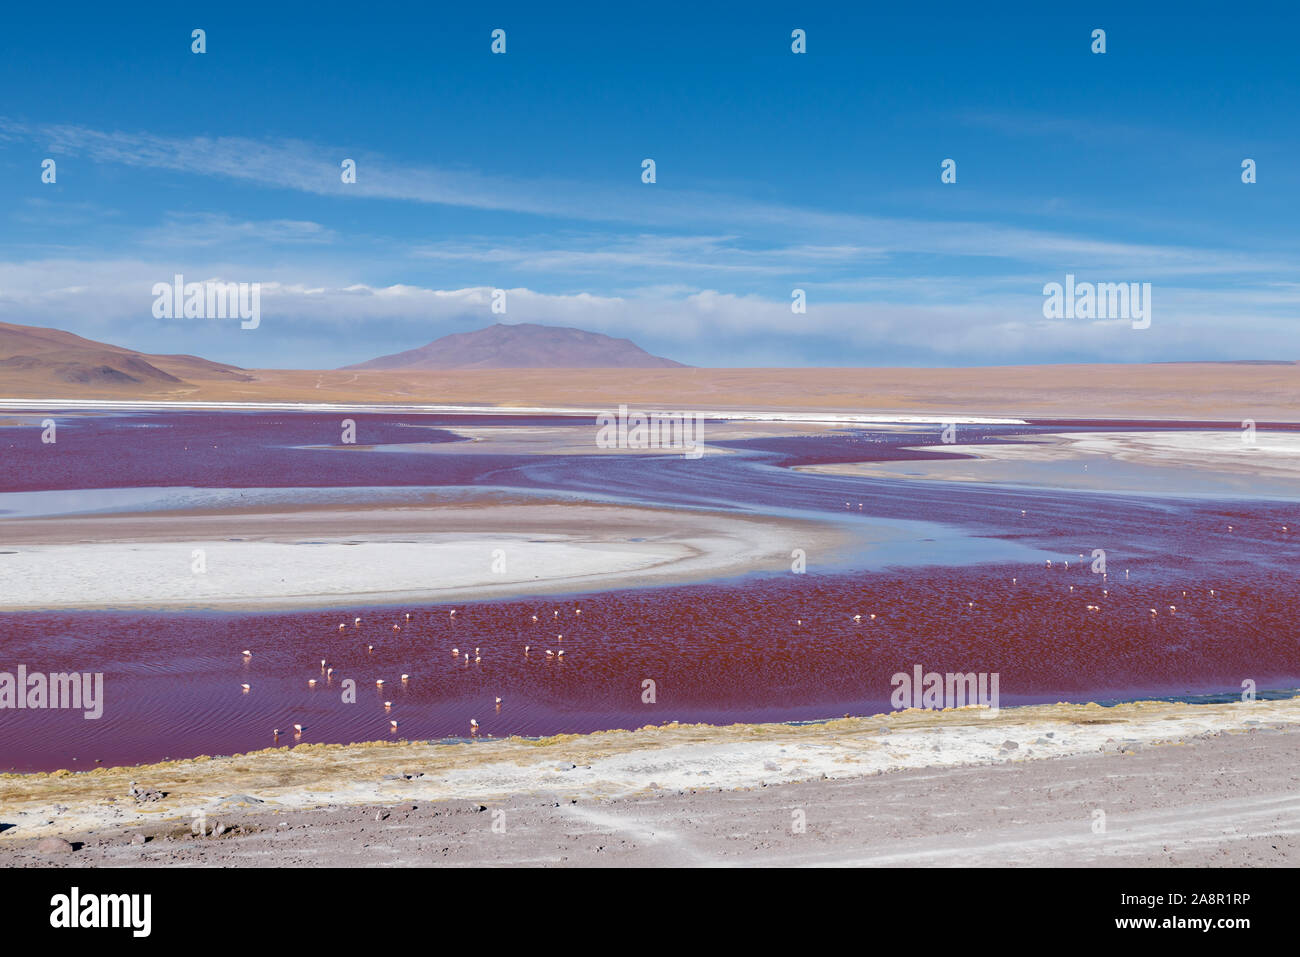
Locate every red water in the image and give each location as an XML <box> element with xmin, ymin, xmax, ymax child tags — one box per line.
<box><xmin>2</xmin><ymin>410</ymin><xmax>1298</xmax><ymax>771</ymax></box>
<box><xmin>2</xmin><ymin>561</ymin><xmax>1297</xmax><ymax>772</ymax></box>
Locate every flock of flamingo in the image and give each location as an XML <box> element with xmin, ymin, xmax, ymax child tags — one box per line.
<box><xmin>242</xmin><ymin>605</ymin><xmax>587</xmax><ymax>743</ymax></box>
<box><xmin>223</xmin><ymin>521</ymin><xmax>1266</xmax><ymax>749</ymax></box>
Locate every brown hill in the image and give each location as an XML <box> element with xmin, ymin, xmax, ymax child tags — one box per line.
<box><xmin>343</xmin><ymin>322</ymin><xmax>688</xmax><ymax>370</ymax></box>
<box><xmin>0</xmin><ymin>320</ymin><xmax>251</xmax><ymax>396</ymax></box>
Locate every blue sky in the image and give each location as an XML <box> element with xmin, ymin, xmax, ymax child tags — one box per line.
<box><xmin>1</xmin><ymin>1</ymin><xmax>1297</xmax><ymax>368</ymax></box>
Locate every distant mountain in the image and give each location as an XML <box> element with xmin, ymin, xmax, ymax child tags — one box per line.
<box><xmin>343</xmin><ymin>323</ymin><xmax>689</xmax><ymax>370</ymax></box>
<box><xmin>0</xmin><ymin>320</ymin><xmax>251</xmax><ymax>395</ymax></box>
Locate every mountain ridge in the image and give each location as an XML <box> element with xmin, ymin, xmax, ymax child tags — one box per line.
<box><xmin>342</xmin><ymin>322</ymin><xmax>688</xmax><ymax>370</ymax></box>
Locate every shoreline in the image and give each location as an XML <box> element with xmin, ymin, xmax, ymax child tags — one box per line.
<box><xmin>5</xmin><ymin>360</ymin><xmax>1300</xmax><ymax>423</ymax></box>
<box><xmin>799</xmin><ymin>429</ymin><xmax>1300</xmax><ymax>498</ymax></box>
<box><xmin>0</xmin><ymin>498</ymin><xmax>855</xmax><ymax>611</ymax></box>
<box><xmin>0</xmin><ymin>398</ymin><xmax>1026</xmax><ymax>425</ymax></box>
<box><xmin>2</xmin><ymin>694</ymin><xmax>1294</xmax><ymax>844</ymax></box>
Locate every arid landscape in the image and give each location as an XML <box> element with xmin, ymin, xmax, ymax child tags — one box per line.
<box><xmin>5</xmin><ymin>7</ymin><xmax>1299</xmax><ymax>904</ymax></box>
<box><xmin>3</xmin><ymin>319</ymin><xmax>1297</xmax><ymax>420</ymax></box>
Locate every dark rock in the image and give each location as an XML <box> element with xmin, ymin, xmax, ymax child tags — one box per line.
<box><xmin>127</xmin><ymin>782</ymin><xmax>165</xmax><ymax>804</ymax></box>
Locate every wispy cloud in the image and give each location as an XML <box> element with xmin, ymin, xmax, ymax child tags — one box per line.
<box><xmin>411</xmin><ymin>234</ymin><xmax>887</xmax><ymax>275</ymax></box>
<box><xmin>137</xmin><ymin>212</ymin><xmax>337</xmax><ymax>247</ymax></box>
<box><xmin>6</xmin><ymin>117</ymin><xmax>1294</xmax><ymax>281</ymax></box>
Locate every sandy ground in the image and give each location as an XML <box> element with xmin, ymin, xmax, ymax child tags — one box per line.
<box><xmin>4</xmin><ymin>362</ymin><xmax>1300</xmax><ymax>422</ymax></box>
<box><xmin>801</xmin><ymin>429</ymin><xmax>1300</xmax><ymax>497</ymax></box>
<box><xmin>1</xmin><ymin>696</ymin><xmax>1296</xmax><ymax>866</ymax></box>
<box><xmin>0</xmin><ymin>499</ymin><xmax>848</xmax><ymax>610</ymax></box>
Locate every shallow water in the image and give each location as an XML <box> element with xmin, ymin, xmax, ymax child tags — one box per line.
<box><xmin>1</xmin><ymin>411</ymin><xmax>1298</xmax><ymax>771</ymax></box>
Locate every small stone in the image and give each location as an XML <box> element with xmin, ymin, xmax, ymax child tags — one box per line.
<box><xmin>129</xmin><ymin>832</ymin><xmax>147</xmax><ymax>845</ymax></box>
<box><xmin>1000</xmin><ymin>740</ymin><xmax>1019</xmax><ymax>750</ymax></box>
<box><xmin>763</xmin><ymin>761</ymin><xmax>780</xmax><ymax>771</ymax></box>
